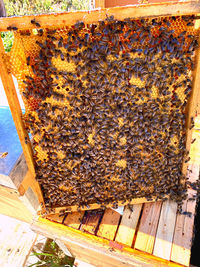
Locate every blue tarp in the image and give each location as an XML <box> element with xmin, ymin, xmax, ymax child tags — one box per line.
<box><xmin>0</xmin><ymin>106</ymin><xmax>22</xmax><ymax>175</ymax></box>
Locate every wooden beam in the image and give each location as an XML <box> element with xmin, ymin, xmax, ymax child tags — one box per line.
<box><xmin>63</xmin><ymin>211</ymin><xmax>85</xmax><ymax>229</ymax></box>
<box><xmin>80</xmin><ymin>210</ymin><xmax>103</xmax><ymax>235</ymax></box>
<box><xmin>134</xmin><ymin>202</ymin><xmax>162</xmax><ymax>253</ymax></box>
<box><xmin>171</xmin><ymin>163</ymin><xmax>199</xmax><ymax>266</ymax></box>
<box><xmin>153</xmin><ymin>200</ymin><xmax>177</xmax><ymax>261</ymax></box>
<box><xmin>0</xmin><ymin>1</ymin><xmax>200</xmax><ymax>32</ymax></box>
<box><xmin>97</xmin><ymin>208</ymin><xmax>121</xmax><ymax>240</ymax></box>
<box><xmin>115</xmin><ymin>204</ymin><xmax>143</xmax><ymax>247</ymax></box>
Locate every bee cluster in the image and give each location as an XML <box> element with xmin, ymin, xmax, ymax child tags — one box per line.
<box><xmin>18</xmin><ymin>15</ymin><xmax>199</xmax><ymax>210</ymax></box>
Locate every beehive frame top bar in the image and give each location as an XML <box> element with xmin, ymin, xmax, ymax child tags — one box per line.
<box><xmin>0</xmin><ymin>1</ymin><xmax>200</xmax><ymax>32</ymax></box>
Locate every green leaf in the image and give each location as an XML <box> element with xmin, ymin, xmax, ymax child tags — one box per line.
<box><xmin>31</xmin><ymin>252</ymin><xmax>56</xmax><ymax>257</ymax></box>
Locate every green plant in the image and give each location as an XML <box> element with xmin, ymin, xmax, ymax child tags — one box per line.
<box><xmin>3</xmin><ymin>0</ymin><xmax>89</xmax><ymax>16</ymax></box>
<box><xmin>0</xmin><ymin>31</ymin><xmax>14</xmax><ymax>52</ymax></box>
<box><xmin>28</xmin><ymin>239</ymin><xmax>74</xmax><ymax>267</ymax></box>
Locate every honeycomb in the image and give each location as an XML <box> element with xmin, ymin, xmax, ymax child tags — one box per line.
<box><xmin>6</xmin><ymin>14</ymin><xmax>199</xmax><ymax>211</ymax></box>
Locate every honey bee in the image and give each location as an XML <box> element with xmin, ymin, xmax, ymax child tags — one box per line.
<box><xmin>0</xmin><ymin>152</ymin><xmax>8</xmax><ymax>158</ymax></box>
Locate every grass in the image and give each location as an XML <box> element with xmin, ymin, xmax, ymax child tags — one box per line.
<box><xmin>1</xmin><ymin>0</ymin><xmax>89</xmax><ymax>52</ymax></box>
<box><xmin>28</xmin><ymin>239</ymin><xmax>74</xmax><ymax>267</ymax></box>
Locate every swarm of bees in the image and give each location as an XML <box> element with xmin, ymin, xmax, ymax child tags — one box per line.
<box><xmin>17</xmin><ymin>14</ymin><xmax>199</xmax><ymax>210</ymax></box>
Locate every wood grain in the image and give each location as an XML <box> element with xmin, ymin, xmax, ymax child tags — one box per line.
<box><xmin>0</xmin><ymin>2</ymin><xmax>200</xmax><ymax>31</ymax></box>
<box><xmin>153</xmin><ymin>200</ymin><xmax>177</xmax><ymax>260</ymax></box>
<box><xmin>134</xmin><ymin>202</ymin><xmax>162</xmax><ymax>253</ymax></box>
<box><xmin>115</xmin><ymin>204</ymin><xmax>142</xmax><ymax>247</ymax></box>
<box><xmin>0</xmin><ymin>185</ymin><xmax>33</xmax><ymax>223</ymax></box>
<box><xmin>81</xmin><ymin>210</ymin><xmax>103</xmax><ymax>235</ymax></box>
<box><xmin>46</xmin><ymin>213</ymin><xmax>65</xmax><ymax>224</ymax></box>
<box><xmin>63</xmin><ymin>211</ymin><xmax>85</xmax><ymax>229</ymax></box>
<box><xmin>97</xmin><ymin>208</ymin><xmax>121</xmax><ymax>240</ymax></box>
<box><xmin>171</xmin><ymin>164</ymin><xmax>199</xmax><ymax>266</ymax></box>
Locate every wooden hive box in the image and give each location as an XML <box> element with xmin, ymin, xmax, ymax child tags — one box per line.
<box><xmin>0</xmin><ymin>1</ymin><xmax>200</xmax><ymax>266</ymax></box>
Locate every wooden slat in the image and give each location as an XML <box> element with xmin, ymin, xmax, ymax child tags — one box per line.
<box><xmin>171</xmin><ymin>164</ymin><xmax>199</xmax><ymax>266</ymax></box>
<box><xmin>134</xmin><ymin>202</ymin><xmax>162</xmax><ymax>253</ymax></box>
<box><xmin>153</xmin><ymin>200</ymin><xmax>177</xmax><ymax>260</ymax></box>
<box><xmin>63</xmin><ymin>211</ymin><xmax>85</xmax><ymax>229</ymax></box>
<box><xmin>97</xmin><ymin>208</ymin><xmax>121</xmax><ymax>240</ymax></box>
<box><xmin>81</xmin><ymin>210</ymin><xmax>103</xmax><ymax>235</ymax></box>
<box><xmin>46</xmin><ymin>213</ymin><xmax>65</xmax><ymax>224</ymax></box>
<box><xmin>0</xmin><ymin>1</ymin><xmax>200</xmax><ymax>32</ymax></box>
<box><xmin>115</xmin><ymin>204</ymin><xmax>142</xmax><ymax>247</ymax></box>
<box><xmin>182</xmin><ymin>22</ymin><xmax>200</xmax><ymax>175</ymax></box>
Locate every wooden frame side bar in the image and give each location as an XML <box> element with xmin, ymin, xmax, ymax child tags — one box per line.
<box><xmin>0</xmin><ymin>37</ymin><xmax>35</xmax><ymax>176</ymax></box>
<box><xmin>0</xmin><ymin>1</ymin><xmax>200</xmax><ymax>31</ymax></box>
<box><xmin>0</xmin><ymin>37</ymin><xmax>45</xmax><ymax>208</ymax></box>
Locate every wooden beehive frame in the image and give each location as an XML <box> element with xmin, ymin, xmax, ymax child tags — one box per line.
<box><xmin>0</xmin><ymin>0</ymin><xmax>200</xmax><ymax>215</ymax></box>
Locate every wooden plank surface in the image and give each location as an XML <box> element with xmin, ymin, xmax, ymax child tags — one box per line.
<box><xmin>171</xmin><ymin>164</ymin><xmax>199</xmax><ymax>266</ymax></box>
<box><xmin>134</xmin><ymin>202</ymin><xmax>162</xmax><ymax>253</ymax></box>
<box><xmin>115</xmin><ymin>204</ymin><xmax>142</xmax><ymax>247</ymax></box>
<box><xmin>0</xmin><ymin>1</ymin><xmax>200</xmax><ymax>32</ymax></box>
<box><xmin>153</xmin><ymin>200</ymin><xmax>177</xmax><ymax>260</ymax></box>
<box><xmin>0</xmin><ymin>185</ymin><xmax>33</xmax><ymax>223</ymax></box>
<box><xmin>97</xmin><ymin>208</ymin><xmax>121</xmax><ymax>240</ymax></box>
<box><xmin>81</xmin><ymin>210</ymin><xmax>103</xmax><ymax>235</ymax></box>
<box><xmin>0</xmin><ymin>214</ymin><xmax>37</xmax><ymax>267</ymax></box>
<box><xmin>63</xmin><ymin>211</ymin><xmax>85</xmax><ymax>229</ymax></box>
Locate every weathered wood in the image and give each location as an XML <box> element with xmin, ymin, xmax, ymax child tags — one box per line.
<box><xmin>18</xmin><ymin>170</ymin><xmax>44</xmax><ymax>208</ymax></box>
<box><xmin>0</xmin><ymin>185</ymin><xmax>33</xmax><ymax>223</ymax></box>
<box><xmin>97</xmin><ymin>208</ymin><xmax>121</xmax><ymax>240</ymax></box>
<box><xmin>153</xmin><ymin>200</ymin><xmax>177</xmax><ymax>260</ymax></box>
<box><xmin>134</xmin><ymin>202</ymin><xmax>162</xmax><ymax>253</ymax></box>
<box><xmin>63</xmin><ymin>211</ymin><xmax>85</xmax><ymax>229</ymax></box>
<box><xmin>81</xmin><ymin>210</ymin><xmax>103</xmax><ymax>235</ymax></box>
<box><xmin>171</xmin><ymin>164</ymin><xmax>199</xmax><ymax>266</ymax></box>
<box><xmin>32</xmin><ymin>217</ymin><xmax>184</xmax><ymax>267</ymax></box>
<box><xmin>0</xmin><ymin>214</ymin><xmax>37</xmax><ymax>267</ymax></box>
<box><xmin>0</xmin><ymin>0</ymin><xmax>6</xmax><ymax>17</ymax></box>
<box><xmin>9</xmin><ymin>153</ymin><xmax>28</xmax><ymax>189</ymax></box>
<box><xmin>115</xmin><ymin>204</ymin><xmax>142</xmax><ymax>247</ymax></box>
<box><xmin>0</xmin><ymin>1</ymin><xmax>200</xmax><ymax>32</ymax></box>
<box><xmin>182</xmin><ymin>23</ymin><xmax>200</xmax><ymax>176</ymax></box>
